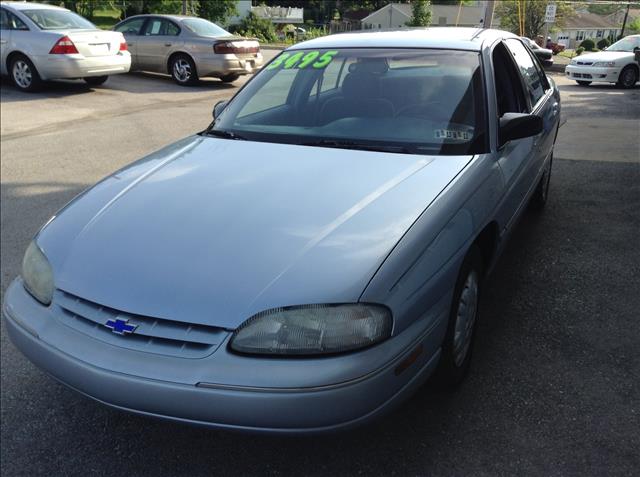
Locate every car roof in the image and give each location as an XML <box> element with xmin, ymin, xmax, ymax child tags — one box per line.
<box><xmin>119</xmin><ymin>13</ymin><xmax>198</xmax><ymax>22</ymax></box>
<box><xmin>290</xmin><ymin>27</ymin><xmax>519</xmax><ymax>52</ymax></box>
<box><xmin>1</xmin><ymin>1</ymin><xmax>67</xmax><ymax>11</ymax></box>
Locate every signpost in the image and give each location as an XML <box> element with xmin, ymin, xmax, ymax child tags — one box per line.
<box><xmin>544</xmin><ymin>3</ymin><xmax>557</xmax><ymax>48</ymax></box>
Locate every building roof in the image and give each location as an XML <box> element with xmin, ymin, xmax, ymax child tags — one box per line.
<box><xmin>362</xmin><ymin>3</ymin><xmax>485</xmax><ymax>27</ymax></box>
<box><xmin>563</xmin><ymin>11</ymin><xmax>620</xmax><ymax>30</ymax></box>
<box><xmin>291</xmin><ymin>27</ymin><xmax>516</xmax><ymax>52</ymax></box>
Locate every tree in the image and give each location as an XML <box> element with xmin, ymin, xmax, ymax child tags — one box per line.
<box><xmin>406</xmin><ymin>0</ymin><xmax>432</xmax><ymax>27</ymax></box>
<box><xmin>496</xmin><ymin>0</ymin><xmax>575</xmax><ymax>39</ymax></box>
<box><xmin>197</xmin><ymin>0</ymin><xmax>237</xmax><ymax>25</ymax></box>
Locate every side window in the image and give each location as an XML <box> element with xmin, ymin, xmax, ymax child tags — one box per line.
<box><xmin>166</xmin><ymin>21</ymin><xmax>180</xmax><ymax>36</ymax></box>
<box><xmin>237</xmin><ymin>69</ymin><xmax>299</xmax><ymax>117</ymax></box>
<box><xmin>492</xmin><ymin>42</ymin><xmax>527</xmax><ymax>117</ymax></box>
<box><xmin>7</xmin><ymin>12</ymin><xmax>28</xmax><ymax>30</ymax></box>
<box><xmin>0</xmin><ymin>9</ymin><xmax>9</xmax><ymax>30</ymax></box>
<box><xmin>505</xmin><ymin>39</ymin><xmax>545</xmax><ymax>107</ymax></box>
<box><xmin>144</xmin><ymin>18</ymin><xmax>163</xmax><ymax>35</ymax></box>
<box><xmin>115</xmin><ymin>17</ymin><xmax>146</xmax><ymax>35</ymax></box>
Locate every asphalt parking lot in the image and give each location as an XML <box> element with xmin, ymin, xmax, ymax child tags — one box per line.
<box><xmin>1</xmin><ymin>64</ymin><xmax>639</xmax><ymax>476</ymax></box>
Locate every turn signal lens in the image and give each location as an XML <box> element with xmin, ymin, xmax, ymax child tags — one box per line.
<box><xmin>49</xmin><ymin>36</ymin><xmax>79</xmax><ymax>54</ymax></box>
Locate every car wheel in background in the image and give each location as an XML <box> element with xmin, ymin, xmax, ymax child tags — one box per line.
<box><xmin>530</xmin><ymin>154</ymin><xmax>553</xmax><ymax>210</ymax></box>
<box><xmin>220</xmin><ymin>73</ymin><xmax>240</xmax><ymax>83</ymax></box>
<box><xmin>170</xmin><ymin>54</ymin><xmax>198</xmax><ymax>86</ymax></box>
<box><xmin>576</xmin><ymin>80</ymin><xmax>592</xmax><ymax>86</ymax></box>
<box><xmin>10</xmin><ymin>55</ymin><xmax>42</xmax><ymax>92</ymax></box>
<box><xmin>617</xmin><ymin>65</ymin><xmax>638</xmax><ymax>89</ymax></box>
<box><xmin>435</xmin><ymin>246</ymin><xmax>483</xmax><ymax>388</ymax></box>
<box><xmin>84</xmin><ymin>76</ymin><xmax>109</xmax><ymax>87</ymax></box>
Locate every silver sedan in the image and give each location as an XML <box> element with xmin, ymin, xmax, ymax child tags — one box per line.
<box><xmin>113</xmin><ymin>14</ymin><xmax>263</xmax><ymax>85</ymax></box>
<box><xmin>0</xmin><ymin>1</ymin><xmax>130</xmax><ymax>91</ymax></box>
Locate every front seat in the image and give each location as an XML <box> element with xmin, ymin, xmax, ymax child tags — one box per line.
<box><xmin>319</xmin><ymin>68</ymin><xmax>394</xmax><ymax>125</ymax></box>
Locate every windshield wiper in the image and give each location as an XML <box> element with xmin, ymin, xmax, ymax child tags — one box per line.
<box><xmin>203</xmin><ymin>129</ymin><xmax>248</xmax><ymax>140</ymax></box>
<box><xmin>302</xmin><ymin>139</ymin><xmax>414</xmax><ymax>154</ymax></box>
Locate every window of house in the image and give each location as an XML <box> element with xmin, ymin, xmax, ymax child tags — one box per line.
<box><xmin>576</xmin><ymin>30</ymin><xmax>585</xmax><ymax>41</ymax></box>
<box><xmin>438</xmin><ymin>16</ymin><xmax>447</xmax><ymax>26</ymax></box>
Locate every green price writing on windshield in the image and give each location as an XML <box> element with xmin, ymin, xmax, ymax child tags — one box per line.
<box><xmin>266</xmin><ymin>50</ymin><xmax>339</xmax><ymax>70</ymax></box>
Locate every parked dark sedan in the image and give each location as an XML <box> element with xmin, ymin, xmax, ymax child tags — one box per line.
<box><xmin>522</xmin><ymin>37</ymin><xmax>553</xmax><ymax>66</ymax></box>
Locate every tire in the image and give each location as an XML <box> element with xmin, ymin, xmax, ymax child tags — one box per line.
<box><xmin>220</xmin><ymin>73</ymin><xmax>240</xmax><ymax>83</ymax></box>
<box><xmin>530</xmin><ymin>154</ymin><xmax>553</xmax><ymax>210</ymax></box>
<box><xmin>84</xmin><ymin>75</ymin><xmax>109</xmax><ymax>86</ymax></box>
<box><xmin>576</xmin><ymin>80</ymin><xmax>592</xmax><ymax>86</ymax></box>
<box><xmin>10</xmin><ymin>54</ymin><xmax>42</xmax><ymax>92</ymax></box>
<box><xmin>170</xmin><ymin>54</ymin><xmax>198</xmax><ymax>86</ymax></box>
<box><xmin>617</xmin><ymin>65</ymin><xmax>638</xmax><ymax>89</ymax></box>
<box><xmin>435</xmin><ymin>246</ymin><xmax>483</xmax><ymax>388</ymax></box>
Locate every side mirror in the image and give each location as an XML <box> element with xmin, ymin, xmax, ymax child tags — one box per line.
<box><xmin>499</xmin><ymin>113</ymin><xmax>543</xmax><ymax>147</ymax></box>
<box><xmin>212</xmin><ymin>100</ymin><xmax>228</xmax><ymax>119</ymax></box>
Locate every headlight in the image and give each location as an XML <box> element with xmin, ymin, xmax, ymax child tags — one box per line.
<box><xmin>230</xmin><ymin>304</ymin><xmax>392</xmax><ymax>355</ymax></box>
<box><xmin>593</xmin><ymin>61</ymin><xmax>616</xmax><ymax>67</ymax></box>
<box><xmin>22</xmin><ymin>241</ymin><xmax>54</xmax><ymax>305</ymax></box>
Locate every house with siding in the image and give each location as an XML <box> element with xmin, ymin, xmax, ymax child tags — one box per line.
<box><xmin>361</xmin><ymin>3</ymin><xmax>486</xmax><ymax>30</ymax></box>
<box><xmin>550</xmin><ymin>11</ymin><xmax>622</xmax><ymax>48</ymax></box>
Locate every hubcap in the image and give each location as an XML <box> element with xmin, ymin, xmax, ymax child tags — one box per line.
<box><xmin>453</xmin><ymin>270</ymin><xmax>479</xmax><ymax>367</ymax></box>
<box><xmin>173</xmin><ymin>59</ymin><xmax>191</xmax><ymax>82</ymax></box>
<box><xmin>13</xmin><ymin>60</ymin><xmax>32</xmax><ymax>88</ymax></box>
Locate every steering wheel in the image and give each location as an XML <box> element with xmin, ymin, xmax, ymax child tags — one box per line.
<box><xmin>396</xmin><ymin>102</ymin><xmax>450</xmax><ymax>121</ymax></box>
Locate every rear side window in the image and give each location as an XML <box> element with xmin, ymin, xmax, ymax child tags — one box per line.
<box><xmin>1</xmin><ymin>10</ymin><xmax>29</xmax><ymax>30</ymax></box>
<box><xmin>505</xmin><ymin>39</ymin><xmax>546</xmax><ymax>107</ymax></box>
<box><xmin>21</xmin><ymin>9</ymin><xmax>95</xmax><ymax>30</ymax></box>
<box><xmin>143</xmin><ymin>18</ymin><xmax>180</xmax><ymax>36</ymax></box>
<box><xmin>115</xmin><ymin>17</ymin><xmax>146</xmax><ymax>35</ymax></box>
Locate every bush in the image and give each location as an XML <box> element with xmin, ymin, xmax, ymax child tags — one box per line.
<box><xmin>597</xmin><ymin>38</ymin><xmax>610</xmax><ymax>50</ymax></box>
<box><xmin>580</xmin><ymin>39</ymin><xmax>596</xmax><ymax>51</ymax></box>
<box><xmin>575</xmin><ymin>47</ymin><xmax>585</xmax><ymax>56</ymax></box>
<box><xmin>235</xmin><ymin>12</ymin><xmax>278</xmax><ymax>43</ymax></box>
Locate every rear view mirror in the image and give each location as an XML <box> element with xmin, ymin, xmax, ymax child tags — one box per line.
<box><xmin>213</xmin><ymin>100</ymin><xmax>228</xmax><ymax>119</ymax></box>
<box><xmin>499</xmin><ymin>113</ymin><xmax>543</xmax><ymax>147</ymax></box>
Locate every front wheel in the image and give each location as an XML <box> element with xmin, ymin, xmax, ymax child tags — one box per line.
<box><xmin>220</xmin><ymin>73</ymin><xmax>240</xmax><ymax>83</ymax></box>
<box><xmin>10</xmin><ymin>55</ymin><xmax>42</xmax><ymax>92</ymax></box>
<box><xmin>170</xmin><ymin>54</ymin><xmax>198</xmax><ymax>86</ymax></box>
<box><xmin>576</xmin><ymin>80</ymin><xmax>592</xmax><ymax>86</ymax></box>
<box><xmin>435</xmin><ymin>246</ymin><xmax>483</xmax><ymax>387</ymax></box>
<box><xmin>617</xmin><ymin>65</ymin><xmax>638</xmax><ymax>89</ymax></box>
<box><xmin>84</xmin><ymin>75</ymin><xmax>108</xmax><ymax>86</ymax></box>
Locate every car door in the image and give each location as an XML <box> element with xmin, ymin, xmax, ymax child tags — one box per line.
<box><xmin>491</xmin><ymin>40</ymin><xmax>551</xmax><ymax>232</ymax></box>
<box><xmin>136</xmin><ymin>17</ymin><xmax>181</xmax><ymax>72</ymax></box>
<box><xmin>0</xmin><ymin>8</ymin><xmax>10</xmax><ymax>75</ymax></box>
<box><xmin>114</xmin><ymin>17</ymin><xmax>148</xmax><ymax>69</ymax></box>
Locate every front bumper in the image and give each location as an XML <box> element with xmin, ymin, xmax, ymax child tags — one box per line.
<box><xmin>34</xmin><ymin>52</ymin><xmax>131</xmax><ymax>80</ymax></box>
<box><xmin>565</xmin><ymin>64</ymin><xmax>620</xmax><ymax>82</ymax></box>
<box><xmin>3</xmin><ymin>279</ymin><xmax>447</xmax><ymax>433</ymax></box>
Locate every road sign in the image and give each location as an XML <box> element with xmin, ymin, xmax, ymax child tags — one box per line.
<box><xmin>545</xmin><ymin>3</ymin><xmax>557</xmax><ymax>23</ymax></box>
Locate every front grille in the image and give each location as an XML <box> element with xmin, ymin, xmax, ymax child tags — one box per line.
<box><xmin>54</xmin><ymin>290</ymin><xmax>229</xmax><ymax>358</ymax></box>
<box><xmin>572</xmin><ymin>73</ymin><xmax>593</xmax><ymax>79</ymax></box>
<box><xmin>577</xmin><ymin>61</ymin><xmax>593</xmax><ymax>66</ymax></box>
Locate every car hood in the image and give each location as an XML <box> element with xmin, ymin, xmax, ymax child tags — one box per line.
<box><xmin>39</xmin><ymin>136</ymin><xmax>472</xmax><ymax>329</ymax></box>
<box><xmin>574</xmin><ymin>51</ymin><xmax>634</xmax><ymax>62</ymax></box>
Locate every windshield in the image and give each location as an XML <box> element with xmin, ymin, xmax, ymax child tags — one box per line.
<box><xmin>607</xmin><ymin>36</ymin><xmax>640</xmax><ymax>52</ymax></box>
<box><xmin>181</xmin><ymin>18</ymin><xmax>230</xmax><ymax>37</ymax></box>
<box><xmin>21</xmin><ymin>9</ymin><xmax>95</xmax><ymax>30</ymax></box>
<box><xmin>211</xmin><ymin>48</ymin><xmax>486</xmax><ymax>155</ymax></box>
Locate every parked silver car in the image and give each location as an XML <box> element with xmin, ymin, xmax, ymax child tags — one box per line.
<box><xmin>113</xmin><ymin>14</ymin><xmax>263</xmax><ymax>85</ymax></box>
<box><xmin>0</xmin><ymin>1</ymin><xmax>130</xmax><ymax>91</ymax></box>
<box><xmin>4</xmin><ymin>28</ymin><xmax>560</xmax><ymax>433</ymax></box>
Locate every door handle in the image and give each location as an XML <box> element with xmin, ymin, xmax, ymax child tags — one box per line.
<box><xmin>164</xmin><ymin>43</ymin><xmax>172</xmax><ymax>47</ymax></box>
<box><xmin>552</xmin><ymin>102</ymin><xmax>559</xmax><ymax>116</ymax></box>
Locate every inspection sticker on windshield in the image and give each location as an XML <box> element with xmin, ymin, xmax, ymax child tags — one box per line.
<box><xmin>267</xmin><ymin>50</ymin><xmax>339</xmax><ymax>70</ymax></box>
<box><xmin>434</xmin><ymin>128</ymin><xmax>474</xmax><ymax>142</ymax></box>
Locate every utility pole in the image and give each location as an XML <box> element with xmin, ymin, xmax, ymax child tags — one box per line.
<box><xmin>483</xmin><ymin>0</ymin><xmax>496</xmax><ymax>29</ymax></box>
<box><xmin>621</xmin><ymin>3</ymin><xmax>631</xmax><ymax>38</ymax></box>
<box><xmin>182</xmin><ymin>0</ymin><xmax>187</xmax><ymax>15</ymax></box>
